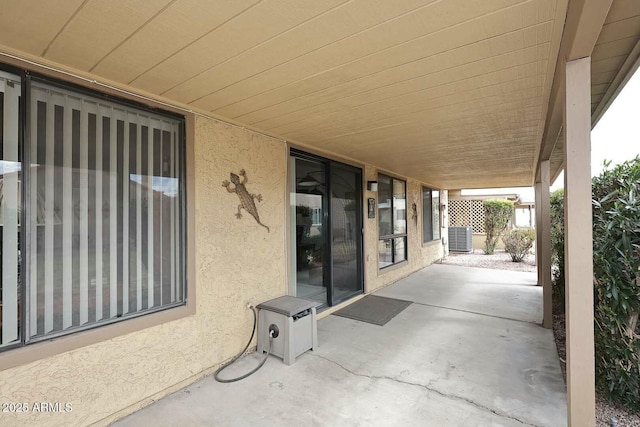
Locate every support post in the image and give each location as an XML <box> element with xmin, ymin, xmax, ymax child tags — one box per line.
<box><xmin>563</xmin><ymin>56</ymin><xmax>595</xmax><ymax>426</ymax></box>
<box><xmin>539</xmin><ymin>160</ymin><xmax>552</xmax><ymax>329</ymax></box>
<box><xmin>535</xmin><ymin>181</ymin><xmax>542</xmax><ymax>287</ymax></box>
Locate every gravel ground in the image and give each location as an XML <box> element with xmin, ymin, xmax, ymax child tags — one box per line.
<box><xmin>443</xmin><ymin>250</ymin><xmax>640</xmax><ymax>426</ymax></box>
<box><xmin>442</xmin><ymin>249</ymin><xmax>536</xmax><ymax>272</ymax></box>
<box><xmin>554</xmin><ymin>308</ymin><xmax>640</xmax><ymax>427</ymax></box>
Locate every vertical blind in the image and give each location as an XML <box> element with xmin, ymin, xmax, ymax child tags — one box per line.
<box><xmin>0</xmin><ymin>71</ymin><xmax>21</xmax><ymax>346</ymax></box>
<box><xmin>28</xmin><ymin>81</ymin><xmax>184</xmax><ymax>340</ymax></box>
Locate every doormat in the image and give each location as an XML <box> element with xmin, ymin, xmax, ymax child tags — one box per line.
<box><xmin>332</xmin><ymin>295</ymin><xmax>412</xmax><ymax>326</ymax></box>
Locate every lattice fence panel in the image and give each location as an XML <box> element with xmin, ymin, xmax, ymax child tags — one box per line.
<box><xmin>449</xmin><ymin>200</ymin><xmax>470</xmax><ymax>227</ymax></box>
<box><xmin>449</xmin><ymin>200</ymin><xmax>486</xmax><ymax>233</ymax></box>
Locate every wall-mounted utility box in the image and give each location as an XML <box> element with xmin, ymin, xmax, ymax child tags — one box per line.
<box><xmin>257</xmin><ymin>296</ymin><xmax>319</xmax><ymax>365</ymax></box>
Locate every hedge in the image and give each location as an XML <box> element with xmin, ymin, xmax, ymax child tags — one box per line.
<box><xmin>482</xmin><ymin>199</ymin><xmax>514</xmax><ymax>255</ymax></box>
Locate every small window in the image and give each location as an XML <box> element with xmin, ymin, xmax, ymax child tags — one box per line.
<box><xmin>378</xmin><ymin>174</ymin><xmax>407</xmax><ymax>268</ymax></box>
<box><xmin>311</xmin><ymin>208</ymin><xmax>322</xmax><ymax>226</ymax></box>
<box><xmin>422</xmin><ymin>187</ymin><xmax>440</xmax><ymax>243</ymax></box>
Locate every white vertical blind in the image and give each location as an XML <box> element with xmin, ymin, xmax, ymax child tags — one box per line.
<box><xmin>44</xmin><ymin>98</ymin><xmax>55</xmax><ymax>333</ymax></box>
<box><xmin>62</xmin><ymin>98</ymin><xmax>74</xmax><ymax>329</ymax></box>
<box><xmin>79</xmin><ymin>98</ymin><xmax>89</xmax><ymax>326</ymax></box>
<box><xmin>1</xmin><ymin>73</ymin><xmax>20</xmax><ymax>345</ymax></box>
<box><xmin>94</xmin><ymin>102</ymin><xmax>103</xmax><ymax>322</ymax></box>
<box><xmin>29</xmin><ymin>86</ymin><xmax>39</xmax><ymax>338</ymax></box>
<box><xmin>26</xmin><ymin>81</ymin><xmax>185</xmax><ymax>340</ymax></box>
<box><xmin>121</xmin><ymin>111</ymin><xmax>131</xmax><ymax>315</ymax></box>
<box><xmin>173</xmin><ymin>128</ymin><xmax>181</xmax><ymax>301</ymax></box>
<box><xmin>109</xmin><ymin>109</ymin><xmax>117</xmax><ymax>319</ymax></box>
<box><xmin>146</xmin><ymin>117</ymin><xmax>154</xmax><ymax>309</ymax></box>
<box><xmin>135</xmin><ymin>120</ymin><xmax>142</xmax><ymax>312</ymax></box>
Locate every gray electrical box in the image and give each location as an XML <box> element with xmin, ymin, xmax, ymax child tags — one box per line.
<box><xmin>257</xmin><ymin>296</ymin><xmax>319</xmax><ymax>365</ymax></box>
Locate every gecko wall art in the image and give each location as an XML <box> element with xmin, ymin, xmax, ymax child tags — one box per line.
<box><xmin>411</xmin><ymin>202</ymin><xmax>418</xmax><ymax>226</ymax></box>
<box><xmin>222</xmin><ymin>169</ymin><xmax>270</xmax><ymax>233</ymax></box>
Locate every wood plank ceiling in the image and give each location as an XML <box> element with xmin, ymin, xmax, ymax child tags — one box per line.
<box><xmin>0</xmin><ymin>0</ymin><xmax>636</xmax><ymax>189</ymax></box>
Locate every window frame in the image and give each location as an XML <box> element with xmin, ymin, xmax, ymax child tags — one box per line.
<box><xmin>422</xmin><ymin>186</ymin><xmax>441</xmax><ymax>244</ymax></box>
<box><xmin>0</xmin><ymin>66</ymin><xmax>25</xmax><ymax>353</ymax></box>
<box><xmin>0</xmin><ymin>66</ymin><xmax>190</xmax><ymax>355</ymax></box>
<box><xmin>377</xmin><ymin>173</ymin><xmax>407</xmax><ymax>269</ymax></box>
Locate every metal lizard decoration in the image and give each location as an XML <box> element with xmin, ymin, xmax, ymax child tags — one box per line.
<box><xmin>411</xmin><ymin>202</ymin><xmax>418</xmax><ymax>225</ymax></box>
<box><xmin>222</xmin><ymin>169</ymin><xmax>270</xmax><ymax>233</ymax></box>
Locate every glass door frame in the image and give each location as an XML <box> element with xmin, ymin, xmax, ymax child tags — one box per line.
<box><xmin>289</xmin><ymin>149</ymin><xmax>364</xmax><ymax>308</ymax></box>
<box><xmin>328</xmin><ymin>160</ymin><xmax>363</xmax><ymax>306</ymax></box>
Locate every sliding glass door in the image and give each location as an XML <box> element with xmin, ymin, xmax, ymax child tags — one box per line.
<box><xmin>290</xmin><ymin>151</ymin><xmax>363</xmax><ymax>308</ymax></box>
<box><xmin>291</xmin><ymin>156</ymin><xmax>327</xmax><ymax>305</ymax></box>
<box><xmin>330</xmin><ymin>162</ymin><xmax>362</xmax><ymax>305</ymax></box>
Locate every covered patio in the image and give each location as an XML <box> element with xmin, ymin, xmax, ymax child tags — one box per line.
<box><xmin>115</xmin><ymin>264</ymin><xmax>565</xmax><ymax>427</ymax></box>
<box><xmin>1</xmin><ymin>1</ymin><xmax>639</xmax><ymax>425</ymax></box>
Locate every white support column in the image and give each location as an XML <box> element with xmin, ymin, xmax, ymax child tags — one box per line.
<box><xmin>539</xmin><ymin>160</ymin><xmax>552</xmax><ymax>329</ymax></box>
<box><xmin>564</xmin><ymin>56</ymin><xmax>595</xmax><ymax>426</ymax></box>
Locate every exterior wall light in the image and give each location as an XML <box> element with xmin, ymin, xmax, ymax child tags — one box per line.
<box><xmin>367</xmin><ymin>181</ymin><xmax>378</xmax><ymax>192</ymax></box>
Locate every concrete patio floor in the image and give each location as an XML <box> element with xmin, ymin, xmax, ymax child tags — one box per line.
<box><xmin>114</xmin><ymin>264</ymin><xmax>566</xmax><ymax>427</ymax></box>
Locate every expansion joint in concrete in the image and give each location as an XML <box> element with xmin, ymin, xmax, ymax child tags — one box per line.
<box><xmin>309</xmin><ymin>353</ymin><xmax>541</xmax><ymax>427</ymax></box>
<box><xmin>410</xmin><ymin>301</ymin><xmax>540</xmax><ymax>326</ymax></box>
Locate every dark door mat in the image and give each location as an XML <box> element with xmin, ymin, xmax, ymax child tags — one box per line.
<box><xmin>332</xmin><ymin>295</ymin><xmax>412</xmax><ymax>326</ymax></box>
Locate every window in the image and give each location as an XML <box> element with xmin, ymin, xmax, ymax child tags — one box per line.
<box><xmin>1</xmin><ymin>72</ymin><xmax>186</xmax><ymax>350</ymax></box>
<box><xmin>378</xmin><ymin>174</ymin><xmax>406</xmax><ymax>268</ymax></box>
<box><xmin>0</xmin><ymin>70</ymin><xmax>22</xmax><ymax>348</ymax></box>
<box><xmin>310</xmin><ymin>208</ymin><xmax>322</xmax><ymax>226</ymax></box>
<box><xmin>422</xmin><ymin>187</ymin><xmax>440</xmax><ymax>243</ymax></box>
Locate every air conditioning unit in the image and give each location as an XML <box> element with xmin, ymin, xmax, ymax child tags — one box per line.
<box><xmin>448</xmin><ymin>226</ymin><xmax>473</xmax><ymax>252</ymax></box>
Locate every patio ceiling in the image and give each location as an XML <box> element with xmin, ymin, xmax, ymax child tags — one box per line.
<box><xmin>0</xmin><ymin>0</ymin><xmax>638</xmax><ymax>189</ymax></box>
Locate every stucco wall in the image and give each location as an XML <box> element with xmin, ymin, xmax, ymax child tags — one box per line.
<box><xmin>472</xmin><ymin>234</ymin><xmax>506</xmax><ymax>251</ymax></box>
<box><xmin>0</xmin><ymin>116</ymin><xmax>287</xmax><ymax>427</ymax></box>
<box><xmin>193</xmin><ymin>118</ymin><xmax>287</xmax><ymax>365</ymax></box>
<box><xmin>0</xmin><ymin>117</ymin><xmax>446</xmax><ymax>427</ymax></box>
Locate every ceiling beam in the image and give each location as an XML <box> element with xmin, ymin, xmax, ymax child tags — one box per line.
<box><xmin>563</xmin><ymin>0</ymin><xmax>615</xmax><ymax>61</ymax></box>
<box><xmin>536</xmin><ymin>0</ymin><xmax>613</xmax><ymax>181</ymax></box>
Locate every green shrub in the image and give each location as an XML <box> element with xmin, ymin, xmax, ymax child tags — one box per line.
<box><xmin>550</xmin><ymin>189</ymin><xmax>565</xmax><ymax>307</ymax></box>
<box><xmin>503</xmin><ymin>228</ymin><xmax>535</xmax><ymax>262</ymax></box>
<box><xmin>483</xmin><ymin>199</ymin><xmax>514</xmax><ymax>254</ymax></box>
<box><xmin>592</xmin><ymin>157</ymin><xmax>640</xmax><ymax>408</ymax></box>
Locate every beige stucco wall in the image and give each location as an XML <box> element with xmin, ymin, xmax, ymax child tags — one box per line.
<box><xmin>192</xmin><ymin>117</ymin><xmax>288</xmax><ymax>366</ymax></box>
<box><xmin>0</xmin><ymin>117</ymin><xmax>446</xmax><ymax>427</ymax></box>
<box><xmin>471</xmin><ymin>234</ymin><xmax>506</xmax><ymax>251</ymax></box>
<box><xmin>0</xmin><ymin>116</ymin><xmax>287</xmax><ymax>427</ymax></box>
